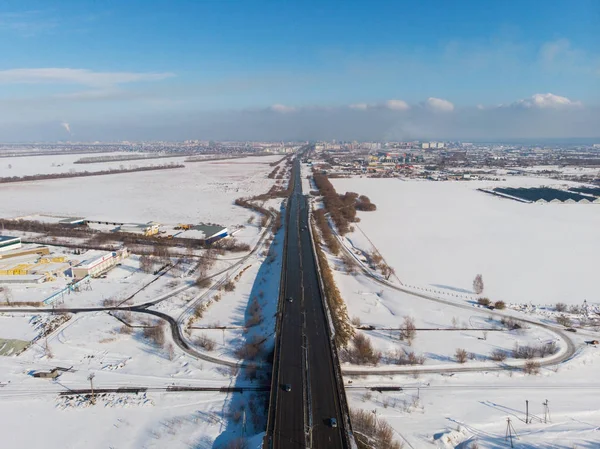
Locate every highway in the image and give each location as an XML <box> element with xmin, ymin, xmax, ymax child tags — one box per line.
<box><xmin>271</xmin><ymin>157</ymin><xmax>346</xmax><ymax>448</ymax></box>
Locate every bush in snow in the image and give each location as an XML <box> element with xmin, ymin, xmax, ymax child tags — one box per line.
<box><xmin>196</xmin><ymin>334</ymin><xmax>216</xmax><ymax>351</ymax></box>
<box><xmin>143</xmin><ymin>322</ymin><xmax>165</xmax><ymax>347</ymax></box>
<box><xmin>477</xmin><ymin>297</ymin><xmax>491</xmax><ymax>307</ymax></box>
<box><xmin>400</xmin><ymin>316</ymin><xmax>417</xmax><ymax>345</ymax></box>
<box><xmin>513</xmin><ymin>342</ymin><xmax>558</xmax><ymax>359</ymax></box>
<box><xmin>235</xmin><ymin>336</ymin><xmax>263</xmax><ymax>361</ymax></box>
<box><xmin>455</xmin><ymin>348</ymin><xmax>468</xmax><ymax>364</ymax></box>
<box><xmin>350</xmin><ymin>408</ymin><xmax>404</xmax><ymax>449</ymax></box>
<box><xmin>556</xmin><ymin>315</ymin><xmax>573</xmax><ymax>327</ymax></box>
<box><xmin>555</xmin><ymin>302</ymin><xmax>567</xmax><ymax>312</ymax></box>
<box><xmin>524</xmin><ymin>360</ymin><xmax>541</xmax><ymax>375</ymax></box>
<box><xmin>500</xmin><ymin>317</ymin><xmax>522</xmax><ymax>330</ymax></box>
<box><xmin>195</xmin><ymin>277</ymin><xmax>212</xmax><ymax>288</ymax></box>
<box><xmin>494</xmin><ymin>300</ymin><xmax>506</xmax><ymax>310</ymax></box>
<box><xmin>490</xmin><ymin>349</ymin><xmax>507</xmax><ymax>362</ymax></box>
<box><xmin>340</xmin><ymin>333</ymin><xmax>381</xmax><ymax>365</ymax></box>
<box><xmin>222</xmin><ymin>281</ymin><xmax>236</xmax><ymax>292</ymax></box>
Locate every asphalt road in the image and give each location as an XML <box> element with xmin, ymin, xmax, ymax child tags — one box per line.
<box><xmin>273</xmin><ymin>159</ymin><xmax>345</xmax><ymax>448</ymax></box>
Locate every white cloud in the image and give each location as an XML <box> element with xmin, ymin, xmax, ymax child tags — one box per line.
<box><xmin>384</xmin><ymin>99</ymin><xmax>410</xmax><ymax>111</ymax></box>
<box><xmin>512</xmin><ymin>93</ymin><xmax>582</xmax><ymax>109</ymax></box>
<box><xmin>0</xmin><ymin>68</ymin><xmax>175</xmax><ymax>87</ymax></box>
<box><xmin>425</xmin><ymin>97</ymin><xmax>454</xmax><ymax>112</ymax></box>
<box><xmin>269</xmin><ymin>104</ymin><xmax>296</xmax><ymax>113</ymax></box>
<box><xmin>348</xmin><ymin>99</ymin><xmax>409</xmax><ymax>111</ymax></box>
<box><xmin>349</xmin><ymin>103</ymin><xmax>369</xmax><ymax>110</ymax></box>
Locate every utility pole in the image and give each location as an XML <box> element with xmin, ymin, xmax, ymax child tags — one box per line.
<box><xmin>88</xmin><ymin>373</ymin><xmax>96</xmax><ymax>405</ymax></box>
<box><xmin>543</xmin><ymin>399</ymin><xmax>551</xmax><ymax>423</ymax></box>
<box><xmin>526</xmin><ymin>400</ymin><xmax>529</xmax><ymax>424</ymax></box>
<box><xmin>505</xmin><ymin>417</ymin><xmax>518</xmax><ymax>448</ymax></box>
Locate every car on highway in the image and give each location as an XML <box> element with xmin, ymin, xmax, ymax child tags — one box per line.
<box><xmin>283</xmin><ymin>384</ymin><xmax>292</xmax><ymax>392</ymax></box>
<box><xmin>328</xmin><ymin>417</ymin><xmax>338</xmax><ymax>428</ymax></box>
<box><xmin>286</xmin><ymin>296</ymin><xmax>293</xmax><ymax>302</ymax></box>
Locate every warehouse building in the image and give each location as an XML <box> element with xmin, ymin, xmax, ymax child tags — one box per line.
<box><xmin>0</xmin><ymin>236</ymin><xmax>22</xmax><ymax>253</ymax></box>
<box><xmin>196</xmin><ymin>224</ymin><xmax>228</xmax><ymax>244</ymax></box>
<box><xmin>0</xmin><ymin>246</ymin><xmax>50</xmax><ymax>260</ymax></box>
<box><xmin>118</xmin><ymin>222</ymin><xmax>160</xmax><ymax>236</ymax></box>
<box><xmin>72</xmin><ymin>248</ymin><xmax>129</xmax><ymax>278</ymax></box>
<box><xmin>0</xmin><ymin>275</ymin><xmax>45</xmax><ymax>284</ymax></box>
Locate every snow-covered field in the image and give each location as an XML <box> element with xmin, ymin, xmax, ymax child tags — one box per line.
<box><xmin>309</xmin><ymin>173</ymin><xmax>599</xmax><ymax>448</ymax></box>
<box><xmin>0</xmin><ymin>155</ymin><xmax>281</xmax><ymax>226</ymax></box>
<box><xmin>334</xmin><ymin>268</ymin><xmax>563</xmax><ymax>368</ymax></box>
<box><xmin>0</xmin><ymin>152</ymin><xmax>188</xmax><ymax>177</ymax></box>
<box><xmin>346</xmin><ymin>348</ymin><xmax>600</xmax><ymax>448</ymax></box>
<box><xmin>0</xmin><ymin>154</ymin><xmax>287</xmax><ymax>448</ymax></box>
<box><xmin>331</xmin><ymin>176</ymin><xmax>599</xmax><ymax>307</ymax></box>
<box><xmin>0</xmin><ymin>311</ymin><xmax>264</xmax><ymax>449</ymax></box>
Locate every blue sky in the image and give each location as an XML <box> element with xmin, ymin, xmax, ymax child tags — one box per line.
<box><xmin>0</xmin><ymin>0</ymin><xmax>598</xmax><ymax>140</ymax></box>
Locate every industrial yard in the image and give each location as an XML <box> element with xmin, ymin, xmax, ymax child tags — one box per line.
<box><xmin>0</xmin><ymin>148</ymin><xmax>293</xmax><ymax>449</ymax></box>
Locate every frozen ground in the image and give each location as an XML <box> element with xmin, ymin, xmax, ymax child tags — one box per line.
<box><xmin>0</xmin><ymin>155</ymin><xmax>281</xmax><ymax>226</ymax></box>
<box><xmin>0</xmin><ymin>314</ymin><xmax>38</xmax><ymax>341</ymax></box>
<box><xmin>0</xmin><ymin>152</ymin><xmax>188</xmax><ymax>177</ymax></box>
<box><xmin>309</xmin><ymin>173</ymin><xmax>599</xmax><ymax>449</ymax></box>
<box><xmin>331</xmin><ymin>176</ymin><xmax>599</xmax><ymax>307</ymax></box>
<box><xmin>0</xmin><ymin>311</ymin><xmax>263</xmax><ymax>449</ymax></box>
<box><xmin>188</xmin><ymin>218</ymin><xmax>284</xmax><ymax>362</ymax></box>
<box><xmin>346</xmin><ymin>346</ymin><xmax>600</xmax><ymax>448</ymax></box>
<box><xmin>331</xmin><ymin>264</ymin><xmax>564</xmax><ymax>368</ymax></box>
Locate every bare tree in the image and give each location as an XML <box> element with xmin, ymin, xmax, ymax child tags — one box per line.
<box><xmin>555</xmin><ymin>302</ymin><xmax>567</xmax><ymax>312</ymax></box>
<box><xmin>455</xmin><ymin>348</ymin><xmax>468</xmax><ymax>364</ymax></box>
<box><xmin>490</xmin><ymin>349</ymin><xmax>507</xmax><ymax>362</ymax></box>
<box><xmin>139</xmin><ymin>255</ymin><xmax>154</xmax><ymax>273</ymax></box>
<box><xmin>473</xmin><ymin>274</ymin><xmax>484</xmax><ymax>295</ymax></box>
<box><xmin>143</xmin><ymin>322</ymin><xmax>166</xmax><ymax>348</ymax></box>
<box><xmin>196</xmin><ymin>334</ymin><xmax>216</xmax><ymax>351</ymax></box>
<box><xmin>524</xmin><ymin>360</ymin><xmax>541</xmax><ymax>375</ymax></box>
<box><xmin>379</xmin><ymin>263</ymin><xmax>395</xmax><ymax>280</ymax></box>
<box><xmin>556</xmin><ymin>315</ymin><xmax>572</xmax><ymax>327</ymax></box>
<box><xmin>400</xmin><ymin>316</ymin><xmax>417</xmax><ymax>345</ymax></box>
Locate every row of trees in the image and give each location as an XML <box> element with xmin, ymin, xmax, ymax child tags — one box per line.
<box><xmin>74</xmin><ymin>154</ymin><xmax>185</xmax><ymax>164</ymax></box>
<box><xmin>311</xmin><ymin>222</ymin><xmax>355</xmax><ymax>347</ymax></box>
<box><xmin>312</xmin><ymin>172</ymin><xmax>377</xmax><ymax>235</ymax></box>
<box><xmin>313</xmin><ymin>209</ymin><xmax>340</xmax><ymax>254</ymax></box>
